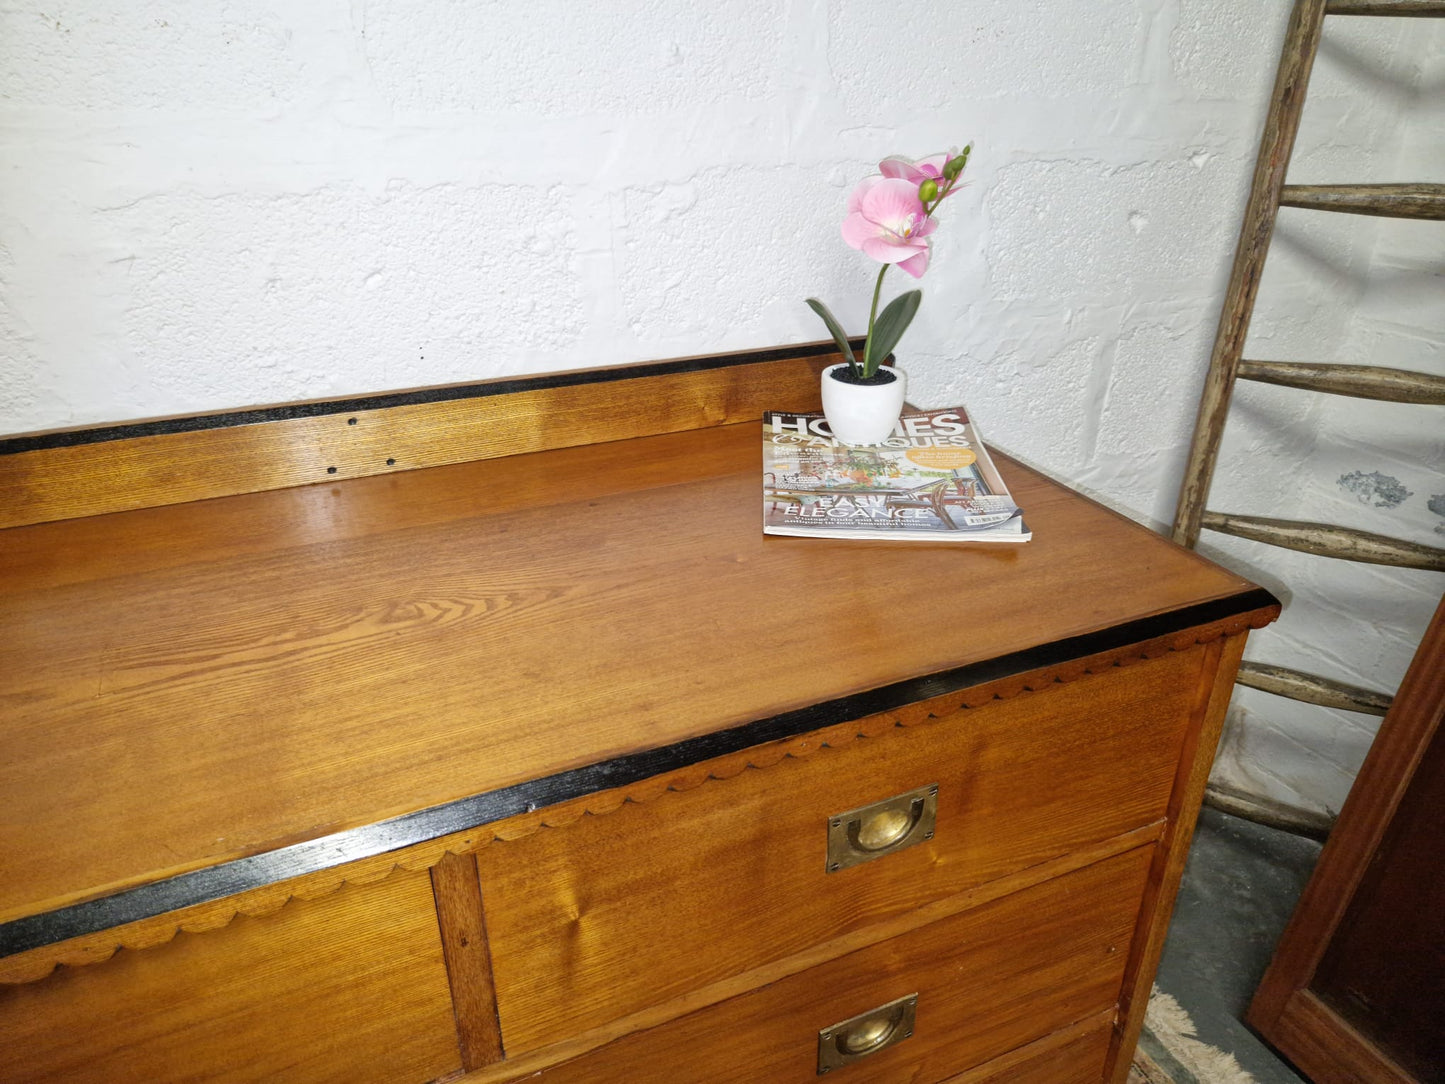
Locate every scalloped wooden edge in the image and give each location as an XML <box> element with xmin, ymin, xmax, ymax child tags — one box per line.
<box><xmin>0</xmin><ymin>609</ymin><xmax>1273</xmax><ymax>985</ymax></box>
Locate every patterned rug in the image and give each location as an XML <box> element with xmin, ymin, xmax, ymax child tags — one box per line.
<box><xmin>1131</xmin><ymin>986</ymin><xmax>1259</xmax><ymax>1084</ymax></box>
<box><xmin>1131</xmin><ymin>1046</ymin><xmax>1178</xmax><ymax>1084</ymax></box>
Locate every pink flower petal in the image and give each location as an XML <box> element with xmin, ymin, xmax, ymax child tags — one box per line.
<box><xmin>861</xmin><ymin>235</ymin><xmax>927</xmax><ymax>265</ymax></box>
<box><xmin>896</xmin><ymin>249</ymin><xmax>930</xmax><ymax>278</ymax></box>
<box><xmin>841</xmin><ymin>210</ymin><xmax>877</xmax><ymax>250</ymax></box>
<box><xmin>878</xmin><ymin>157</ymin><xmax>923</xmax><ymax>183</ymax></box>
<box><xmin>880</xmin><ymin>153</ymin><xmax>949</xmax><ymax>183</ymax></box>
<box><xmin>845</xmin><ymin>176</ymin><xmax>881</xmax><ymax>215</ymax></box>
<box><xmin>913</xmin><ymin>216</ymin><xmax>939</xmax><ymax>239</ymax></box>
<box><xmin>860</xmin><ymin>178</ymin><xmax>926</xmax><ymax>232</ymax></box>
<box><xmin>915</xmin><ymin>153</ymin><xmax>949</xmax><ymax>178</ymax></box>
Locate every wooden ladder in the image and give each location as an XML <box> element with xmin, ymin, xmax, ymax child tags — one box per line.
<box><xmin>1171</xmin><ymin>0</ymin><xmax>1445</xmax><ymax>836</ymax></box>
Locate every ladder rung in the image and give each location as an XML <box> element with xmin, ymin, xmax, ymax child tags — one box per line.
<box><xmin>1204</xmin><ymin>782</ymin><xmax>1333</xmax><ymax>842</ymax></box>
<box><xmin>1237</xmin><ymin>360</ymin><xmax>1445</xmax><ymax>404</ymax></box>
<box><xmin>1236</xmin><ymin>661</ymin><xmax>1393</xmax><ymax>715</ymax></box>
<box><xmin>1326</xmin><ymin>0</ymin><xmax>1445</xmax><ymax>14</ymax></box>
<box><xmin>1200</xmin><ymin>512</ymin><xmax>1445</xmax><ymax>570</ymax></box>
<box><xmin>1279</xmin><ymin>184</ymin><xmax>1445</xmax><ymax>220</ymax></box>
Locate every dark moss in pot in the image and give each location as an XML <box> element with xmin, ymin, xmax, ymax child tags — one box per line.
<box><xmin>830</xmin><ymin>364</ymin><xmax>899</xmax><ymax>387</ymax></box>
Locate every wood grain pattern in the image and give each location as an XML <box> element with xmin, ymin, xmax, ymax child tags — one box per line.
<box><xmin>430</xmin><ymin>851</ymin><xmax>503</xmax><ymax>1071</ymax></box>
<box><xmin>456</xmin><ymin>827</ymin><xmax>1163</xmax><ymax>1084</ymax></box>
<box><xmin>1265</xmin><ymin>990</ymin><xmax>1417</xmax><ymax>1084</ymax></box>
<box><xmin>1200</xmin><ymin>511</ymin><xmax>1445</xmax><ymax>569</ymax></box>
<box><xmin>940</xmin><ymin>1012</ymin><xmax>1115</xmax><ymax>1083</ymax></box>
<box><xmin>479</xmin><ymin>648</ymin><xmax>1203</xmax><ymax>1053</ymax></box>
<box><xmin>1325</xmin><ymin>0</ymin><xmax>1445</xmax><ymax>14</ymax></box>
<box><xmin>1172</xmin><ymin>0</ymin><xmax>1327</xmax><ymax>546</ymax></box>
<box><xmin>1278</xmin><ymin>183</ymin><xmax>1445</xmax><ymax>219</ymax></box>
<box><xmin>1236</xmin><ymin>659</ymin><xmax>1393</xmax><ymax>716</ymax></box>
<box><xmin>0</xmin><ymin>419</ymin><xmax>1266</xmax><ymax>933</ymax></box>
<box><xmin>1205</xmin><ymin>780</ymin><xmax>1334</xmax><ymax>843</ymax></box>
<box><xmin>0</xmin><ymin>352</ymin><xmax>1281</xmax><ymax>1084</ymax></box>
<box><xmin>510</xmin><ymin>848</ymin><xmax>1152</xmax><ymax>1084</ymax></box>
<box><xmin>1236</xmin><ymin>359</ymin><xmax>1445</xmax><ymax>404</ymax></box>
<box><xmin>437</xmin><ymin>826</ymin><xmax>1160</xmax><ymax>1084</ymax></box>
<box><xmin>1249</xmin><ymin>594</ymin><xmax>1445</xmax><ymax>1081</ymax></box>
<box><xmin>1310</xmin><ymin>708</ymin><xmax>1445</xmax><ymax>1076</ymax></box>
<box><xmin>0</xmin><ymin>610</ymin><xmax>1264</xmax><ymax>987</ymax></box>
<box><xmin>1104</xmin><ymin>632</ymin><xmax>1250</xmax><ymax>1083</ymax></box>
<box><xmin>0</xmin><ymin>867</ymin><xmax>459</xmax><ymax>1084</ymax></box>
<box><xmin>0</xmin><ymin>346</ymin><xmax>836</xmax><ymax>529</ymax></box>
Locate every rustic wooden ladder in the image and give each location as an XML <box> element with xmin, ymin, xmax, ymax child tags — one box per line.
<box><xmin>1171</xmin><ymin>0</ymin><xmax>1445</xmax><ymax>835</ymax></box>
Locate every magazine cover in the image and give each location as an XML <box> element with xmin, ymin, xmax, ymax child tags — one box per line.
<box><xmin>762</xmin><ymin>406</ymin><xmax>1030</xmax><ymax>542</ymax></box>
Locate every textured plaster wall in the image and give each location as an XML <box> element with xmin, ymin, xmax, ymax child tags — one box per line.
<box><xmin>1</xmin><ymin>2</ymin><xmax>1440</xmax><ymax>812</ymax></box>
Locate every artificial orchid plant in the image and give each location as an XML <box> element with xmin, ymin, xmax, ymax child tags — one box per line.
<box><xmin>807</xmin><ymin>145</ymin><xmax>971</xmax><ymax>383</ymax></box>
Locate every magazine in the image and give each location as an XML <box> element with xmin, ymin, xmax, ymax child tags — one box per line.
<box><xmin>762</xmin><ymin>406</ymin><xmax>1030</xmax><ymax>542</ymax></box>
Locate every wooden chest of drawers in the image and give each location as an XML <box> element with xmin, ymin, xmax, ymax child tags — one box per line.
<box><xmin>0</xmin><ymin>347</ymin><xmax>1278</xmax><ymax>1082</ymax></box>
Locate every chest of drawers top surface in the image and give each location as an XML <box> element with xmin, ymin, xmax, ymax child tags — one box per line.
<box><xmin>0</xmin><ymin>352</ymin><xmax>1274</xmax><ymax>943</ymax></box>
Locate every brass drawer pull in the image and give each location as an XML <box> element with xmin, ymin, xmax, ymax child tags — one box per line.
<box><xmin>826</xmin><ymin>784</ymin><xmax>938</xmax><ymax>873</ymax></box>
<box><xmin>817</xmin><ymin>993</ymin><xmax>917</xmax><ymax>1073</ymax></box>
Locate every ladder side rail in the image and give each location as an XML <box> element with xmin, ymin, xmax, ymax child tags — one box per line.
<box><xmin>1172</xmin><ymin>0</ymin><xmax>1331</xmax><ymax>547</ymax></box>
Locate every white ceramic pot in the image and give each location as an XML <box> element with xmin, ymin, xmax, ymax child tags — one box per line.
<box><xmin>820</xmin><ymin>362</ymin><xmax>907</xmax><ymax>446</ymax></box>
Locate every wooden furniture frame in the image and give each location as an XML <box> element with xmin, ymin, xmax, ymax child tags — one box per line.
<box><xmin>0</xmin><ymin>345</ymin><xmax>1278</xmax><ymax>1083</ymax></box>
<box><xmin>1249</xmin><ymin>593</ymin><xmax>1445</xmax><ymax>1082</ymax></box>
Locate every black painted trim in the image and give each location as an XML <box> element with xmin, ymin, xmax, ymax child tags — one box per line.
<box><xmin>0</xmin><ymin>587</ymin><xmax>1278</xmax><ymax>961</ymax></box>
<box><xmin>0</xmin><ymin>341</ymin><xmax>858</xmax><ymax>456</ymax></box>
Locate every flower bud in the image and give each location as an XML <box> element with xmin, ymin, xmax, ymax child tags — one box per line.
<box><xmin>943</xmin><ymin>147</ymin><xmax>970</xmax><ymax>180</ymax></box>
<box><xmin>918</xmin><ymin>178</ymin><xmax>939</xmax><ymax>203</ymax></box>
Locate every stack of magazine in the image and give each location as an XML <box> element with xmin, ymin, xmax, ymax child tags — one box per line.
<box><xmin>762</xmin><ymin>405</ymin><xmax>1030</xmax><ymax>543</ymax></box>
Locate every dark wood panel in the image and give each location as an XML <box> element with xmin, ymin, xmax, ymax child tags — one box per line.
<box><xmin>1311</xmin><ymin>686</ymin><xmax>1445</xmax><ymax>1078</ymax></box>
<box><xmin>431</xmin><ymin>851</ymin><xmax>504</xmax><ymax>1071</ymax></box>
<box><xmin>1250</xmin><ymin>593</ymin><xmax>1445</xmax><ymax>1082</ymax></box>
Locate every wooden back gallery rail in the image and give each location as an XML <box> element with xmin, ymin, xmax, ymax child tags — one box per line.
<box><xmin>0</xmin><ymin>345</ymin><xmax>1278</xmax><ymax>1083</ymax></box>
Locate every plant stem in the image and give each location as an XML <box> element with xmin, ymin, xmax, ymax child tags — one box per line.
<box><xmin>859</xmin><ymin>154</ymin><xmax>966</xmax><ymax>377</ymax></box>
<box><xmin>923</xmin><ymin>174</ymin><xmax>958</xmax><ymax>219</ymax></box>
<box><xmin>863</xmin><ymin>263</ymin><xmax>889</xmax><ymax>377</ymax></box>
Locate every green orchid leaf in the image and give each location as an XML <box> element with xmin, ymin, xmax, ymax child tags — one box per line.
<box><xmin>805</xmin><ymin>298</ymin><xmax>857</xmax><ymax>372</ymax></box>
<box><xmin>866</xmin><ymin>290</ymin><xmax>922</xmax><ymax>375</ymax></box>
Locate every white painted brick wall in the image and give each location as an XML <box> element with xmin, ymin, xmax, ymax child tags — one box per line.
<box><xmin>1</xmin><ymin>0</ymin><xmax>1440</xmax><ymax>813</ymax></box>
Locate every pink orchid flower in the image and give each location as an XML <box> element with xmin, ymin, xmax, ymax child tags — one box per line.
<box><xmin>808</xmin><ymin>143</ymin><xmax>971</xmax><ymax>381</ymax></box>
<box><xmin>840</xmin><ymin>176</ymin><xmax>938</xmax><ymax>279</ymax></box>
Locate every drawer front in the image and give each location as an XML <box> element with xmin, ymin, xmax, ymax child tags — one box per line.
<box><xmin>479</xmin><ymin>647</ymin><xmax>1202</xmax><ymax>1052</ymax></box>
<box><xmin>0</xmin><ymin>867</ymin><xmax>460</xmax><ymax>1084</ymax></box>
<box><xmin>942</xmin><ymin>1021</ymin><xmax>1114</xmax><ymax>1083</ymax></box>
<box><xmin>526</xmin><ymin>846</ymin><xmax>1151</xmax><ymax>1083</ymax></box>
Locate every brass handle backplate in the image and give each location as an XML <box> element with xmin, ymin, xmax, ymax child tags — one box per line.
<box><xmin>817</xmin><ymin>993</ymin><xmax>918</xmax><ymax>1073</ymax></box>
<box><xmin>826</xmin><ymin>784</ymin><xmax>938</xmax><ymax>873</ymax></box>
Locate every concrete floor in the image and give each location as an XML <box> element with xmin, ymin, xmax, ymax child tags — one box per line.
<box><xmin>1141</xmin><ymin>806</ymin><xmax>1325</xmax><ymax>1083</ymax></box>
